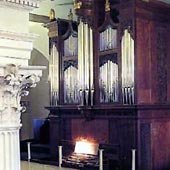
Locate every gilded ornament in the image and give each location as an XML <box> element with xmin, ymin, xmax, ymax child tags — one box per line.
<box><xmin>68</xmin><ymin>9</ymin><xmax>73</xmax><ymax>20</ymax></box>
<box><xmin>49</xmin><ymin>9</ymin><xmax>56</xmax><ymax>21</ymax></box>
<box><xmin>105</xmin><ymin>0</ymin><xmax>110</xmax><ymax>12</ymax></box>
<box><xmin>74</xmin><ymin>1</ymin><xmax>82</xmax><ymax>10</ymax></box>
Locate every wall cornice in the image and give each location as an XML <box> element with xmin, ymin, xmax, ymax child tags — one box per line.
<box><xmin>0</xmin><ymin>0</ymin><xmax>41</xmax><ymax>10</ymax></box>
<box><xmin>0</xmin><ymin>29</ymin><xmax>38</xmax><ymax>42</ymax></box>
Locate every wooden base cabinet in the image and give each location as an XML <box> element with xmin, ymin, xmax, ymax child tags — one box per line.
<box><xmin>47</xmin><ymin>105</ymin><xmax>170</xmax><ymax>170</ymax></box>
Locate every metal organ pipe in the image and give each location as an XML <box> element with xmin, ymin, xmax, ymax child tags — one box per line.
<box><xmin>84</xmin><ymin>23</ymin><xmax>89</xmax><ymax>104</ymax></box>
<box><xmin>84</xmin><ymin>23</ymin><xmax>89</xmax><ymax>89</ymax></box>
<box><xmin>90</xmin><ymin>27</ymin><xmax>94</xmax><ymax>106</ymax></box>
<box><xmin>49</xmin><ymin>48</ymin><xmax>52</xmax><ymax>104</ymax></box>
<box><xmin>78</xmin><ymin>20</ymin><xmax>84</xmax><ymax>105</ymax></box>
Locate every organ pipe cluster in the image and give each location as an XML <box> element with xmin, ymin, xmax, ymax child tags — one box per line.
<box><xmin>99</xmin><ymin>26</ymin><xmax>118</xmax><ymax>103</ymax></box>
<box><xmin>63</xmin><ymin>34</ymin><xmax>79</xmax><ymax>103</ymax></box>
<box><xmin>64</xmin><ymin>35</ymin><xmax>78</xmax><ymax>56</ymax></box>
<box><xmin>100</xmin><ymin>60</ymin><xmax>118</xmax><ymax>102</ymax></box>
<box><xmin>64</xmin><ymin>66</ymin><xmax>79</xmax><ymax>103</ymax></box>
<box><xmin>121</xmin><ymin>29</ymin><xmax>135</xmax><ymax>104</ymax></box>
<box><xmin>49</xmin><ymin>23</ymin><xmax>135</xmax><ymax>106</ymax></box>
<box><xmin>78</xmin><ymin>20</ymin><xmax>94</xmax><ymax>106</ymax></box>
<box><xmin>99</xmin><ymin>26</ymin><xmax>117</xmax><ymax>51</ymax></box>
<box><xmin>49</xmin><ymin>43</ymin><xmax>59</xmax><ymax>105</ymax></box>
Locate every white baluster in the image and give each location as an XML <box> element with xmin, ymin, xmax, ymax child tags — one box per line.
<box><xmin>132</xmin><ymin>149</ymin><xmax>136</xmax><ymax>170</ymax></box>
<box><xmin>58</xmin><ymin>145</ymin><xmax>63</xmax><ymax>168</ymax></box>
<box><xmin>27</xmin><ymin>142</ymin><xmax>31</xmax><ymax>161</ymax></box>
<box><xmin>99</xmin><ymin>149</ymin><xmax>104</xmax><ymax>170</ymax></box>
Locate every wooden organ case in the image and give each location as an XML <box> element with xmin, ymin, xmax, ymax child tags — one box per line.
<box><xmin>45</xmin><ymin>0</ymin><xmax>170</xmax><ymax>170</ymax></box>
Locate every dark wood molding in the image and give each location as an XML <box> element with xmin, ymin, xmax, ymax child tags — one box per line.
<box><xmin>29</xmin><ymin>13</ymin><xmax>49</xmax><ymax>23</ymax></box>
<box><xmin>136</xmin><ymin>0</ymin><xmax>170</xmax><ymax>22</ymax></box>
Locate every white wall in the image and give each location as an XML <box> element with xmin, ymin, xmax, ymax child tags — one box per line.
<box><xmin>21</xmin><ymin>21</ymin><xmax>50</xmax><ymax>140</ymax></box>
<box><xmin>0</xmin><ymin>5</ymin><xmax>29</xmax><ymax>33</ymax></box>
<box><xmin>28</xmin><ymin>22</ymin><xmax>50</xmax><ymax>115</ymax></box>
<box><xmin>29</xmin><ymin>22</ymin><xmax>49</xmax><ymax>60</ymax></box>
<box><xmin>32</xmin><ymin>0</ymin><xmax>76</xmax><ymax>20</ymax></box>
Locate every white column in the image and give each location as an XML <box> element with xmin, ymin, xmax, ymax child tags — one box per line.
<box><xmin>0</xmin><ymin>65</ymin><xmax>44</xmax><ymax>170</ymax></box>
<box><xmin>0</xmin><ymin>129</ymin><xmax>20</xmax><ymax>170</ymax></box>
<box><xmin>0</xmin><ymin>1</ymin><xmax>43</xmax><ymax>170</ymax></box>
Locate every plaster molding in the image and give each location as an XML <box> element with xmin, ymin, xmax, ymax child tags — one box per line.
<box><xmin>0</xmin><ymin>64</ymin><xmax>44</xmax><ymax>128</ymax></box>
<box><xmin>0</xmin><ymin>0</ymin><xmax>41</xmax><ymax>10</ymax></box>
<box><xmin>0</xmin><ymin>125</ymin><xmax>21</xmax><ymax>131</ymax></box>
<box><xmin>0</xmin><ymin>30</ymin><xmax>39</xmax><ymax>65</ymax></box>
<box><xmin>0</xmin><ymin>29</ymin><xmax>38</xmax><ymax>42</ymax></box>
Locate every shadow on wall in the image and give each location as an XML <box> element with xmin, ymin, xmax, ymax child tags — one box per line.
<box><xmin>21</xmin><ymin>48</ymin><xmax>50</xmax><ymax>139</ymax></box>
<box><xmin>29</xmin><ymin>48</ymin><xmax>49</xmax><ymax>76</ymax></box>
<box><xmin>29</xmin><ymin>48</ymin><xmax>50</xmax><ymax>117</ymax></box>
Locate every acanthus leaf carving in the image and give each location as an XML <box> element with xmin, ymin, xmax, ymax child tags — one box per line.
<box><xmin>0</xmin><ymin>64</ymin><xmax>41</xmax><ymax>127</ymax></box>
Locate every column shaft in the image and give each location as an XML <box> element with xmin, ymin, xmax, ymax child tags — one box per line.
<box><xmin>0</xmin><ymin>129</ymin><xmax>20</xmax><ymax>170</ymax></box>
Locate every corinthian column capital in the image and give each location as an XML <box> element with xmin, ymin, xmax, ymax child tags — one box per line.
<box><xmin>0</xmin><ymin>64</ymin><xmax>42</xmax><ymax>129</ymax></box>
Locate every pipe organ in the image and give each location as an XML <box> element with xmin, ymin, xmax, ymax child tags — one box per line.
<box><xmin>46</xmin><ymin>8</ymin><xmax>135</xmax><ymax>106</ymax></box>
<box><xmin>45</xmin><ymin>1</ymin><xmax>170</xmax><ymax>170</ymax></box>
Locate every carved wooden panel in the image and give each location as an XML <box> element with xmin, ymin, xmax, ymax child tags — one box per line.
<box><xmin>152</xmin><ymin>121</ymin><xmax>170</xmax><ymax>170</ymax></box>
<box><xmin>156</xmin><ymin>26</ymin><xmax>167</xmax><ymax>103</ymax></box>
<box><xmin>136</xmin><ymin>18</ymin><xmax>152</xmax><ymax>103</ymax></box>
<box><xmin>109</xmin><ymin>118</ymin><xmax>136</xmax><ymax>169</ymax></box>
<box><xmin>140</xmin><ymin>123</ymin><xmax>151</xmax><ymax>170</ymax></box>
